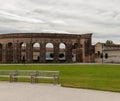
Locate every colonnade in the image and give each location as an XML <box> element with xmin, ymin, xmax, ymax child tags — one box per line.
<box><xmin>0</xmin><ymin>33</ymin><xmax>93</xmax><ymax>63</ymax></box>
<box><xmin>0</xmin><ymin>41</ymin><xmax>74</xmax><ymax>63</ymax></box>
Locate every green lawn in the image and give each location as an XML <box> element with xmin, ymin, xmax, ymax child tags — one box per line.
<box><xmin>0</xmin><ymin>64</ymin><xmax>120</xmax><ymax>92</ymax></box>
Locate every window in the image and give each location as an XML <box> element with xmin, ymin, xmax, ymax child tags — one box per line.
<box><xmin>105</xmin><ymin>53</ymin><xmax>108</xmax><ymax>59</ymax></box>
<box><xmin>97</xmin><ymin>51</ymin><xmax>100</xmax><ymax>58</ymax></box>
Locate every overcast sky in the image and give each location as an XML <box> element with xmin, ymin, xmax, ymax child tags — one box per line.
<box><xmin>0</xmin><ymin>0</ymin><xmax>120</xmax><ymax>44</ymax></box>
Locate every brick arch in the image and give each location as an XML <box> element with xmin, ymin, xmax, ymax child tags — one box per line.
<box><xmin>45</xmin><ymin>42</ymin><xmax>54</xmax><ymax>62</ymax></box>
<box><xmin>59</xmin><ymin>43</ymin><xmax>66</xmax><ymax>62</ymax></box>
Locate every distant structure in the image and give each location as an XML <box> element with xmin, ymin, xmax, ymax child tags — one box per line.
<box><xmin>95</xmin><ymin>42</ymin><xmax>120</xmax><ymax>63</ymax></box>
<box><xmin>0</xmin><ymin>33</ymin><xmax>94</xmax><ymax>63</ymax></box>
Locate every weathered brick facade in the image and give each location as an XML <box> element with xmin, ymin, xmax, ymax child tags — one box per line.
<box><xmin>0</xmin><ymin>33</ymin><xmax>94</xmax><ymax>63</ymax></box>
<box><xmin>95</xmin><ymin>42</ymin><xmax>120</xmax><ymax>63</ymax></box>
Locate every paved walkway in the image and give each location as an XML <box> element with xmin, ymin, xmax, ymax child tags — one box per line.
<box><xmin>0</xmin><ymin>82</ymin><xmax>120</xmax><ymax>101</ymax></box>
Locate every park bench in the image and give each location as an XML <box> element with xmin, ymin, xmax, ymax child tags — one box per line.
<box><xmin>12</xmin><ymin>70</ymin><xmax>37</xmax><ymax>83</ymax></box>
<box><xmin>0</xmin><ymin>70</ymin><xmax>60</xmax><ymax>84</ymax></box>
<box><xmin>31</xmin><ymin>70</ymin><xmax>60</xmax><ymax>84</ymax></box>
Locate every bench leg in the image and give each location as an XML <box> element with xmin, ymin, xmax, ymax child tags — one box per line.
<box><xmin>10</xmin><ymin>75</ymin><xmax>13</xmax><ymax>82</ymax></box>
<box><xmin>13</xmin><ymin>77</ymin><xmax>18</xmax><ymax>82</ymax></box>
<box><xmin>31</xmin><ymin>76</ymin><xmax>35</xmax><ymax>83</ymax></box>
<box><xmin>57</xmin><ymin>77</ymin><xmax>60</xmax><ymax>84</ymax></box>
<box><xmin>53</xmin><ymin>76</ymin><xmax>57</xmax><ymax>85</ymax></box>
<box><xmin>35</xmin><ymin>78</ymin><xmax>38</xmax><ymax>83</ymax></box>
<box><xmin>54</xmin><ymin>77</ymin><xmax>60</xmax><ymax>85</ymax></box>
<box><xmin>10</xmin><ymin>75</ymin><xmax>16</xmax><ymax>82</ymax></box>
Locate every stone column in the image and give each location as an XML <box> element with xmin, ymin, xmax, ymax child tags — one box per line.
<box><xmin>66</xmin><ymin>43</ymin><xmax>72</xmax><ymax>62</ymax></box>
<box><xmin>40</xmin><ymin>43</ymin><xmax>46</xmax><ymax>63</ymax></box>
<box><xmin>75</xmin><ymin>38</ymin><xmax>85</xmax><ymax>63</ymax></box>
<box><xmin>53</xmin><ymin>43</ymin><xmax>59</xmax><ymax>62</ymax></box>
<box><xmin>2</xmin><ymin>44</ymin><xmax>6</xmax><ymax>63</ymax></box>
<box><xmin>13</xmin><ymin>42</ymin><xmax>18</xmax><ymax>63</ymax></box>
<box><xmin>0</xmin><ymin>45</ymin><xmax>2</xmax><ymax>62</ymax></box>
<box><xmin>76</xmin><ymin>44</ymin><xmax>83</xmax><ymax>62</ymax></box>
<box><xmin>26</xmin><ymin>42</ymin><xmax>33</xmax><ymax>63</ymax></box>
<box><xmin>17</xmin><ymin>43</ymin><xmax>21</xmax><ymax>63</ymax></box>
<box><xmin>82</xmin><ymin>39</ymin><xmax>90</xmax><ymax>63</ymax></box>
<box><xmin>13</xmin><ymin>42</ymin><xmax>21</xmax><ymax>63</ymax></box>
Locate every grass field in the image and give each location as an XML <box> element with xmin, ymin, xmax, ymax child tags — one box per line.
<box><xmin>0</xmin><ymin>64</ymin><xmax>120</xmax><ymax>92</ymax></box>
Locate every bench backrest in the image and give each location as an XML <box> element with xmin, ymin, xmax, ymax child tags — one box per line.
<box><xmin>15</xmin><ymin>70</ymin><xmax>37</xmax><ymax>76</ymax></box>
<box><xmin>0</xmin><ymin>70</ymin><xmax>60</xmax><ymax>77</ymax></box>
<box><xmin>0</xmin><ymin>70</ymin><xmax>16</xmax><ymax>75</ymax></box>
<box><xmin>37</xmin><ymin>71</ymin><xmax>60</xmax><ymax>77</ymax></box>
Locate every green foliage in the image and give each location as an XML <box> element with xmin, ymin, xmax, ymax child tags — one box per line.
<box><xmin>106</xmin><ymin>40</ymin><xmax>113</xmax><ymax>44</ymax></box>
<box><xmin>0</xmin><ymin>64</ymin><xmax>120</xmax><ymax>92</ymax></box>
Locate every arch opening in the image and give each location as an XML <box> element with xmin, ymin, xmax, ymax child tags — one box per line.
<box><xmin>72</xmin><ymin>43</ymin><xmax>77</xmax><ymax>62</ymax></box>
<box><xmin>33</xmin><ymin>42</ymin><xmax>40</xmax><ymax>62</ymax></box>
<box><xmin>21</xmin><ymin>43</ymin><xmax>26</xmax><ymax>63</ymax></box>
<box><xmin>46</xmin><ymin>43</ymin><xmax>54</xmax><ymax>62</ymax></box>
<box><xmin>59</xmin><ymin>43</ymin><xmax>66</xmax><ymax>62</ymax></box>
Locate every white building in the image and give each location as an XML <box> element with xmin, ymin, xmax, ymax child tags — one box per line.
<box><xmin>95</xmin><ymin>42</ymin><xmax>120</xmax><ymax>63</ymax></box>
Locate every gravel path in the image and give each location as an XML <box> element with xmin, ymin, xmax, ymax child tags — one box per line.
<box><xmin>0</xmin><ymin>82</ymin><xmax>120</xmax><ymax>101</ymax></box>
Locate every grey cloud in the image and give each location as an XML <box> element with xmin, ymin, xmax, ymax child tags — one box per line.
<box><xmin>0</xmin><ymin>0</ymin><xmax>120</xmax><ymax>43</ymax></box>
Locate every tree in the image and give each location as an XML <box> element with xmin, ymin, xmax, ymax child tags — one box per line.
<box><xmin>106</xmin><ymin>40</ymin><xmax>113</xmax><ymax>44</ymax></box>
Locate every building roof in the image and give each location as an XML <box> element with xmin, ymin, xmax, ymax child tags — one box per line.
<box><xmin>95</xmin><ymin>42</ymin><xmax>120</xmax><ymax>47</ymax></box>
